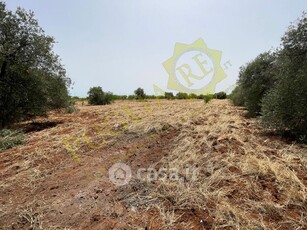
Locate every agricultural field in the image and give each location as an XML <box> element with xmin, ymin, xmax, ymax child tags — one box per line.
<box><xmin>0</xmin><ymin>99</ymin><xmax>306</xmax><ymax>229</ymax></box>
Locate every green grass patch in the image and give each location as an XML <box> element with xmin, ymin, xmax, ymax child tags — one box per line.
<box><xmin>0</xmin><ymin>129</ymin><xmax>24</xmax><ymax>152</ymax></box>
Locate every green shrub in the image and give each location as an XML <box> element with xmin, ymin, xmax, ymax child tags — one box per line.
<box><xmin>66</xmin><ymin>101</ymin><xmax>80</xmax><ymax>113</ymax></box>
<box><xmin>204</xmin><ymin>94</ymin><xmax>214</xmax><ymax>103</ymax></box>
<box><xmin>188</xmin><ymin>93</ymin><xmax>198</xmax><ymax>99</ymax></box>
<box><xmin>145</xmin><ymin>95</ymin><xmax>158</xmax><ymax>99</ymax></box>
<box><xmin>134</xmin><ymin>88</ymin><xmax>146</xmax><ymax>100</ymax></box>
<box><xmin>165</xmin><ymin>92</ymin><xmax>174</xmax><ymax>100</ymax></box>
<box><xmin>128</xmin><ymin>95</ymin><xmax>136</xmax><ymax>100</ymax></box>
<box><xmin>229</xmin><ymin>86</ymin><xmax>245</xmax><ymax>106</ymax></box>
<box><xmin>88</xmin><ymin>86</ymin><xmax>113</xmax><ymax>105</ymax></box>
<box><xmin>111</xmin><ymin>95</ymin><xmax>127</xmax><ymax>100</ymax></box>
<box><xmin>176</xmin><ymin>92</ymin><xmax>188</xmax><ymax>99</ymax></box>
<box><xmin>214</xmin><ymin>91</ymin><xmax>227</xmax><ymax>99</ymax></box>
<box><xmin>0</xmin><ymin>129</ymin><xmax>24</xmax><ymax>151</ymax></box>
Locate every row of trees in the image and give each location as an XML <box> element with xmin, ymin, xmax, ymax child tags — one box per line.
<box><xmin>86</xmin><ymin>86</ymin><xmax>227</xmax><ymax>105</ymax></box>
<box><xmin>0</xmin><ymin>3</ymin><xmax>71</xmax><ymax>128</ymax></box>
<box><xmin>87</xmin><ymin>87</ymin><xmax>147</xmax><ymax>105</ymax></box>
<box><xmin>231</xmin><ymin>12</ymin><xmax>307</xmax><ymax>140</ymax></box>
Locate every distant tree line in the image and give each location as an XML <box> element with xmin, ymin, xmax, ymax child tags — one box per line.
<box><xmin>85</xmin><ymin>86</ymin><xmax>228</xmax><ymax>105</ymax></box>
<box><xmin>230</xmin><ymin>12</ymin><xmax>307</xmax><ymax>141</ymax></box>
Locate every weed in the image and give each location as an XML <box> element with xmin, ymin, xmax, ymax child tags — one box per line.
<box><xmin>0</xmin><ymin>129</ymin><xmax>24</xmax><ymax>151</ymax></box>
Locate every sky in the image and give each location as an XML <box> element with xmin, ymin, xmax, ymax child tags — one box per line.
<box><xmin>5</xmin><ymin>0</ymin><xmax>307</xmax><ymax>96</ymax></box>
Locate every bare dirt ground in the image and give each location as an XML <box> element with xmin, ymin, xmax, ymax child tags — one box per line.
<box><xmin>0</xmin><ymin>100</ymin><xmax>306</xmax><ymax>229</ymax></box>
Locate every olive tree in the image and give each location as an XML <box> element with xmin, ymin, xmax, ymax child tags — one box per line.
<box><xmin>0</xmin><ymin>2</ymin><xmax>70</xmax><ymax>128</ymax></box>
<box><xmin>87</xmin><ymin>86</ymin><xmax>113</xmax><ymax>105</ymax></box>
<box><xmin>134</xmin><ymin>87</ymin><xmax>146</xmax><ymax>100</ymax></box>
<box><xmin>261</xmin><ymin>12</ymin><xmax>307</xmax><ymax>139</ymax></box>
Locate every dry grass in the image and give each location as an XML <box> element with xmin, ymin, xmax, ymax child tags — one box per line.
<box><xmin>1</xmin><ymin>99</ymin><xmax>306</xmax><ymax>229</ymax></box>
<box><xmin>17</xmin><ymin>205</ymin><xmax>43</xmax><ymax>229</ymax></box>
<box><xmin>123</xmin><ymin>100</ymin><xmax>307</xmax><ymax>229</ymax></box>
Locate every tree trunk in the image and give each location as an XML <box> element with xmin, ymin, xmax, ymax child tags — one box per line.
<box><xmin>0</xmin><ymin>119</ymin><xmax>5</xmax><ymax>129</ymax></box>
<box><xmin>0</xmin><ymin>60</ymin><xmax>7</xmax><ymax>79</ymax></box>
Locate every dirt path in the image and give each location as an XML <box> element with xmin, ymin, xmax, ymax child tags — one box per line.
<box><xmin>0</xmin><ymin>100</ymin><xmax>306</xmax><ymax>229</ymax></box>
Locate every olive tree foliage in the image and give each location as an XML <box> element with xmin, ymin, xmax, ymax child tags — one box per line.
<box><xmin>214</xmin><ymin>91</ymin><xmax>227</xmax><ymax>99</ymax></box>
<box><xmin>261</xmin><ymin>13</ymin><xmax>307</xmax><ymax>139</ymax></box>
<box><xmin>134</xmin><ymin>87</ymin><xmax>146</xmax><ymax>100</ymax></box>
<box><xmin>229</xmin><ymin>85</ymin><xmax>245</xmax><ymax>106</ymax></box>
<box><xmin>234</xmin><ymin>51</ymin><xmax>278</xmax><ymax>116</ymax></box>
<box><xmin>0</xmin><ymin>2</ymin><xmax>70</xmax><ymax>128</ymax></box>
<box><xmin>176</xmin><ymin>92</ymin><xmax>188</xmax><ymax>99</ymax></box>
<box><xmin>87</xmin><ymin>86</ymin><xmax>113</xmax><ymax>105</ymax></box>
<box><xmin>164</xmin><ymin>92</ymin><xmax>174</xmax><ymax>100</ymax></box>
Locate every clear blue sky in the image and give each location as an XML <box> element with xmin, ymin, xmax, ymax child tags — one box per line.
<box><xmin>5</xmin><ymin>0</ymin><xmax>307</xmax><ymax>96</ymax></box>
